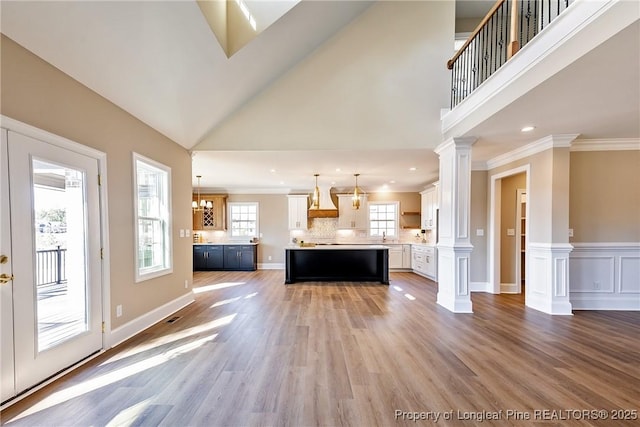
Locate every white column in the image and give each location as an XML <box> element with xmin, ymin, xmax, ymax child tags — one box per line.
<box><xmin>434</xmin><ymin>137</ymin><xmax>476</xmax><ymax>313</ymax></box>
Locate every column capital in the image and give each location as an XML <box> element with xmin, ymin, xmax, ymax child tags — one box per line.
<box><xmin>434</xmin><ymin>136</ymin><xmax>477</xmax><ymax>155</ymax></box>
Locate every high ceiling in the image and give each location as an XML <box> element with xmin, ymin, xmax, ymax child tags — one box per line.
<box><xmin>2</xmin><ymin>1</ymin><xmax>638</xmax><ymax>194</ymax></box>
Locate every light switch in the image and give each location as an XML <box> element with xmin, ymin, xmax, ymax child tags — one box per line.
<box><xmin>186</xmin><ymin>230</ymin><xmax>191</xmax><ymax>237</ymax></box>
<box><xmin>179</xmin><ymin>229</ymin><xmax>185</xmax><ymax>238</ymax></box>
<box><xmin>507</xmin><ymin>229</ymin><xmax>515</xmax><ymax>236</ymax></box>
<box><xmin>476</xmin><ymin>229</ymin><xmax>484</xmax><ymax>237</ymax></box>
<box><xmin>568</xmin><ymin>228</ymin><xmax>574</xmax><ymax>237</ymax></box>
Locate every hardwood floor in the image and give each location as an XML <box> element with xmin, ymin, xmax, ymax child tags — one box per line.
<box><xmin>2</xmin><ymin>271</ymin><xmax>639</xmax><ymax>426</ymax></box>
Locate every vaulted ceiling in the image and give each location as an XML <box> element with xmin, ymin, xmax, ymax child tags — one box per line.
<box><xmin>2</xmin><ymin>1</ymin><xmax>637</xmax><ymax>193</ymax></box>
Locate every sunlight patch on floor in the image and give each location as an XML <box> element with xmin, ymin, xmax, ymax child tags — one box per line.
<box><xmin>102</xmin><ymin>314</ymin><xmax>237</xmax><ymax>365</ymax></box>
<box><xmin>105</xmin><ymin>397</ymin><xmax>152</xmax><ymax>427</ymax></box>
<box><xmin>9</xmin><ymin>334</ymin><xmax>218</xmax><ymax>422</ymax></box>
<box><xmin>193</xmin><ymin>282</ymin><xmax>246</xmax><ymax>293</ymax></box>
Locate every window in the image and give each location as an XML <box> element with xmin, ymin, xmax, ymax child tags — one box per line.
<box><xmin>228</xmin><ymin>202</ymin><xmax>258</xmax><ymax>238</ymax></box>
<box><xmin>369</xmin><ymin>202</ymin><xmax>398</xmax><ymax>238</ymax></box>
<box><xmin>133</xmin><ymin>153</ymin><xmax>172</xmax><ymax>282</ymax></box>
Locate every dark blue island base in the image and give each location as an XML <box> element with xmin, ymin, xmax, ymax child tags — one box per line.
<box><xmin>285</xmin><ymin>245</ymin><xmax>389</xmax><ymax>285</ymax></box>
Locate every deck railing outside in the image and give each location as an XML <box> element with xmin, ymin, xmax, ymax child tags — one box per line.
<box><xmin>36</xmin><ymin>245</ymin><xmax>67</xmax><ymax>287</ymax></box>
<box><xmin>448</xmin><ymin>0</ymin><xmax>572</xmax><ymax>108</ymax></box>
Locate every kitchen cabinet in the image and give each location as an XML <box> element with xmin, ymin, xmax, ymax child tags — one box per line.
<box><xmin>193</xmin><ymin>245</ymin><xmax>224</xmax><ymax>270</ymax></box>
<box><xmin>337</xmin><ymin>194</ymin><xmax>368</xmax><ymax>229</ymax></box>
<box><xmin>402</xmin><ymin>244</ymin><xmax>412</xmax><ymax>268</ymax></box>
<box><xmin>411</xmin><ymin>244</ymin><xmax>437</xmax><ymax>281</ymax></box>
<box><xmin>388</xmin><ymin>245</ymin><xmax>403</xmax><ymax>269</ymax></box>
<box><xmin>193</xmin><ymin>194</ymin><xmax>227</xmax><ymax>231</ymax></box>
<box><xmin>388</xmin><ymin>244</ymin><xmax>412</xmax><ymax>270</ymax></box>
<box><xmin>420</xmin><ymin>183</ymin><xmax>439</xmax><ymax>230</ymax></box>
<box><xmin>287</xmin><ymin>195</ymin><xmax>308</xmax><ymax>230</ymax></box>
<box><xmin>223</xmin><ymin>245</ymin><xmax>257</xmax><ymax>271</ymax></box>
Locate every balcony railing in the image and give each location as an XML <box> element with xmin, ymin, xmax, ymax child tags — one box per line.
<box><xmin>448</xmin><ymin>0</ymin><xmax>572</xmax><ymax>108</ymax></box>
<box><xmin>36</xmin><ymin>245</ymin><xmax>67</xmax><ymax>287</ymax></box>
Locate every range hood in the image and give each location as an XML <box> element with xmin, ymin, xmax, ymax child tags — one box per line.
<box><xmin>308</xmin><ymin>186</ymin><xmax>338</xmax><ymax>218</ymax></box>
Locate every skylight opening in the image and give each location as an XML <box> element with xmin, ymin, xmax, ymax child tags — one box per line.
<box><xmin>235</xmin><ymin>0</ymin><xmax>257</xmax><ymax>31</ymax></box>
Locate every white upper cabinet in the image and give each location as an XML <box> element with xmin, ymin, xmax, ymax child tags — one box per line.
<box><xmin>287</xmin><ymin>195</ymin><xmax>308</xmax><ymax>230</ymax></box>
<box><xmin>420</xmin><ymin>183</ymin><xmax>439</xmax><ymax>230</ymax></box>
<box><xmin>337</xmin><ymin>194</ymin><xmax>368</xmax><ymax>229</ymax></box>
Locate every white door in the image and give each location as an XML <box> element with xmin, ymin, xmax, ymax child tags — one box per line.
<box><xmin>1</xmin><ymin>129</ymin><xmax>15</xmax><ymax>402</ymax></box>
<box><xmin>1</xmin><ymin>130</ymin><xmax>102</xmax><ymax>402</ymax></box>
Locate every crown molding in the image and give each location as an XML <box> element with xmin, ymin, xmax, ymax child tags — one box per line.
<box><xmin>486</xmin><ymin>134</ymin><xmax>579</xmax><ymax>170</ymax></box>
<box><xmin>570</xmin><ymin>138</ymin><xmax>640</xmax><ymax>152</ymax></box>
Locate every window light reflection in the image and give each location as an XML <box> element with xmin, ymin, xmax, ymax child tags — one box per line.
<box><xmin>12</xmin><ymin>334</ymin><xmax>218</xmax><ymax>421</ymax></box>
<box><xmin>404</xmin><ymin>293</ymin><xmax>416</xmax><ymax>301</ymax></box>
<box><xmin>193</xmin><ymin>281</ymin><xmax>246</xmax><ymax>293</ymax></box>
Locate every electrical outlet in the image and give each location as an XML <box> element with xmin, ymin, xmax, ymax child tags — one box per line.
<box><xmin>268</xmin><ymin>255</ymin><xmax>272</xmax><ymax>261</ymax></box>
<box><xmin>568</xmin><ymin>228</ymin><xmax>574</xmax><ymax>237</ymax></box>
<box><xmin>116</xmin><ymin>305</ymin><xmax>122</xmax><ymax>317</ymax></box>
<box><xmin>507</xmin><ymin>228</ymin><xmax>515</xmax><ymax>236</ymax></box>
<box><xmin>593</xmin><ymin>281</ymin><xmax>601</xmax><ymax>290</ymax></box>
<box><xmin>476</xmin><ymin>229</ymin><xmax>484</xmax><ymax>236</ymax></box>
<box><xmin>184</xmin><ymin>279</ymin><xmax>189</xmax><ymax>289</ymax></box>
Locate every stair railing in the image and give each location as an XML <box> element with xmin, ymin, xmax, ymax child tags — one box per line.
<box><xmin>448</xmin><ymin>0</ymin><xmax>572</xmax><ymax>108</ymax></box>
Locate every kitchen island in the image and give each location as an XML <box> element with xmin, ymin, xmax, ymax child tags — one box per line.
<box><xmin>285</xmin><ymin>245</ymin><xmax>389</xmax><ymax>284</ymax></box>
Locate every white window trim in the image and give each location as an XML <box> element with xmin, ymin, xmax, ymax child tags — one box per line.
<box><xmin>227</xmin><ymin>201</ymin><xmax>259</xmax><ymax>241</ymax></box>
<box><xmin>368</xmin><ymin>201</ymin><xmax>399</xmax><ymax>237</ymax></box>
<box><xmin>132</xmin><ymin>152</ymin><xmax>173</xmax><ymax>282</ymax></box>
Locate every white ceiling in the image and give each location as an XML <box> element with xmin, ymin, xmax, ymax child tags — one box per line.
<box><xmin>2</xmin><ymin>1</ymin><xmax>637</xmax><ymax>194</ymax></box>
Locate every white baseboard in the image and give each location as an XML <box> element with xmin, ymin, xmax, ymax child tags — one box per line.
<box><xmin>107</xmin><ymin>292</ymin><xmax>194</xmax><ymax>348</ymax></box>
<box><xmin>500</xmin><ymin>283</ymin><xmax>520</xmax><ymax>294</ymax></box>
<box><xmin>470</xmin><ymin>282</ymin><xmax>493</xmax><ymax>293</ymax></box>
<box><xmin>571</xmin><ymin>295</ymin><xmax>640</xmax><ymax>310</ymax></box>
<box><xmin>258</xmin><ymin>262</ymin><xmax>284</xmax><ymax>270</ymax></box>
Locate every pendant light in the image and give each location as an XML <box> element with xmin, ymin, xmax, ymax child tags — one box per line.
<box><xmin>352</xmin><ymin>173</ymin><xmax>361</xmax><ymax>209</ymax></box>
<box><xmin>312</xmin><ymin>174</ymin><xmax>320</xmax><ymax>208</ymax></box>
<box><xmin>192</xmin><ymin>175</ymin><xmax>212</xmax><ymax>212</ymax></box>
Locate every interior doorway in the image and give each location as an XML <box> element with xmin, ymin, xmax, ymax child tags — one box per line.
<box><xmin>489</xmin><ymin>165</ymin><xmax>530</xmax><ymax>301</ymax></box>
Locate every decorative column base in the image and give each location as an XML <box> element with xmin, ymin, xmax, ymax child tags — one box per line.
<box><xmin>527</xmin><ymin>243</ymin><xmax>573</xmax><ymax>315</ymax></box>
<box><xmin>436</xmin><ymin>243</ymin><xmax>473</xmax><ymax>313</ymax></box>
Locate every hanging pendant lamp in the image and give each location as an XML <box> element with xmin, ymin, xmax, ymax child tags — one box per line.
<box><xmin>352</xmin><ymin>173</ymin><xmax>361</xmax><ymax>210</ymax></box>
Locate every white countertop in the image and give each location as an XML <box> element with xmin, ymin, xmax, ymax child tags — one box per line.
<box><xmin>287</xmin><ymin>244</ymin><xmax>390</xmax><ymax>250</ymax></box>
<box><xmin>193</xmin><ymin>242</ymin><xmax>259</xmax><ymax>245</ymax></box>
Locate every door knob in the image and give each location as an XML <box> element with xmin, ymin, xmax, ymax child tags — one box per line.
<box><xmin>0</xmin><ymin>255</ymin><xmax>7</xmax><ymax>264</ymax></box>
<box><xmin>0</xmin><ymin>273</ymin><xmax>14</xmax><ymax>283</ymax></box>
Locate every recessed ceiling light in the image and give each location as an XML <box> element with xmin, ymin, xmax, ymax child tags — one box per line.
<box><xmin>390</xmin><ymin>180</ymin><xmax>396</xmax><ymax>184</ymax></box>
<box><xmin>270</xmin><ymin>169</ymin><xmax>276</xmax><ymax>173</ymax></box>
<box><xmin>409</xmin><ymin>167</ymin><xmax>417</xmax><ymax>171</ymax></box>
<box><xmin>279</xmin><ymin>181</ymin><xmax>284</xmax><ymax>185</ymax></box>
<box><xmin>521</xmin><ymin>126</ymin><xmax>535</xmax><ymax>132</ymax></box>
<box><xmin>335</xmin><ymin>168</ymin><xmax>341</xmax><ymax>172</ymax></box>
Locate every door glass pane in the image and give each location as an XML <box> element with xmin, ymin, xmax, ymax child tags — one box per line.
<box><xmin>33</xmin><ymin>159</ymin><xmax>88</xmax><ymax>351</ymax></box>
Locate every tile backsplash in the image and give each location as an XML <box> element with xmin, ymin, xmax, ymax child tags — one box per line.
<box><xmin>290</xmin><ymin>218</ymin><xmax>431</xmax><ymax>244</ymax></box>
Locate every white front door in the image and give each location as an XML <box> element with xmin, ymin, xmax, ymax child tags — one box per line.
<box><xmin>1</xmin><ymin>129</ymin><xmax>103</xmax><ymax>402</ymax></box>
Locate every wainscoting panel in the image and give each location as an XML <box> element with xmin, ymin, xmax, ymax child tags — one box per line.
<box><xmin>570</xmin><ymin>243</ymin><xmax>640</xmax><ymax>310</ymax></box>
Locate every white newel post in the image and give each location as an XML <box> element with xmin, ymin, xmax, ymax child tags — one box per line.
<box><xmin>434</xmin><ymin>137</ymin><xmax>476</xmax><ymax>313</ymax></box>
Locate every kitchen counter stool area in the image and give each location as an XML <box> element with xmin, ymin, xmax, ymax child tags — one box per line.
<box><xmin>193</xmin><ymin>244</ymin><xmax>257</xmax><ymax>271</ymax></box>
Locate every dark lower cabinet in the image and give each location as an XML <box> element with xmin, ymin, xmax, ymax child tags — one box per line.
<box><xmin>223</xmin><ymin>245</ymin><xmax>257</xmax><ymax>271</ymax></box>
<box><xmin>193</xmin><ymin>245</ymin><xmax>223</xmax><ymax>270</ymax></box>
<box><xmin>193</xmin><ymin>244</ymin><xmax>257</xmax><ymax>271</ymax></box>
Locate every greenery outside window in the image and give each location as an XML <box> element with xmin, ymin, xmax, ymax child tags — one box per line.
<box><xmin>133</xmin><ymin>153</ymin><xmax>172</xmax><ymax>282</ymax></box>
<box><xmin>369</xmin><ymin>202</ymin><xmax>398</xmax><ymax>238</ymax></box>
<box><xmin>228</xmin><ymin>202</ymin><xmax>258</xmax><ymax>239</ymax></box>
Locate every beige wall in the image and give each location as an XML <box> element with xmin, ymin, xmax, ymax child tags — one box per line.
<box><xmin>500</xmin><ymin>173</ymin><xmax>526</xmax><ymax>284</ymax></box>
<box><xmin>1</xmin><ymin>35</ymin><xmax>193</xmax><ymax>329</ymax></box>
<box><xmin>569</xmin><ymin>150</ymin><xmax>640</xmax><ymax>242</ymax></box>
<box><xmin>227</xmin><ymin>194</ymin><xmax>289</xmax><ymax>264</ymax></box>
<box><xmin>489</xmin><ymin>147</ymin><xmax>569</xmax><ymax>244</ymax></box>
<box><xmin>470</xmin><ymin>170</ymin><xmax>488</xmax><ymax>282</ymax></box>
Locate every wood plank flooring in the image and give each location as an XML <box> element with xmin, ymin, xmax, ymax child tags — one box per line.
<box><xmin>2</xmin><ymin>271</ymin><xmax>639</xmax><ymax>426</ymax></box>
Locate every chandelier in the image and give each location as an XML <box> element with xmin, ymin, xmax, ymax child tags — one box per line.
<box><xmin>192</xmin><ymin>175</ymin><xmax>212</xmax><ymax>212</ymax></box>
